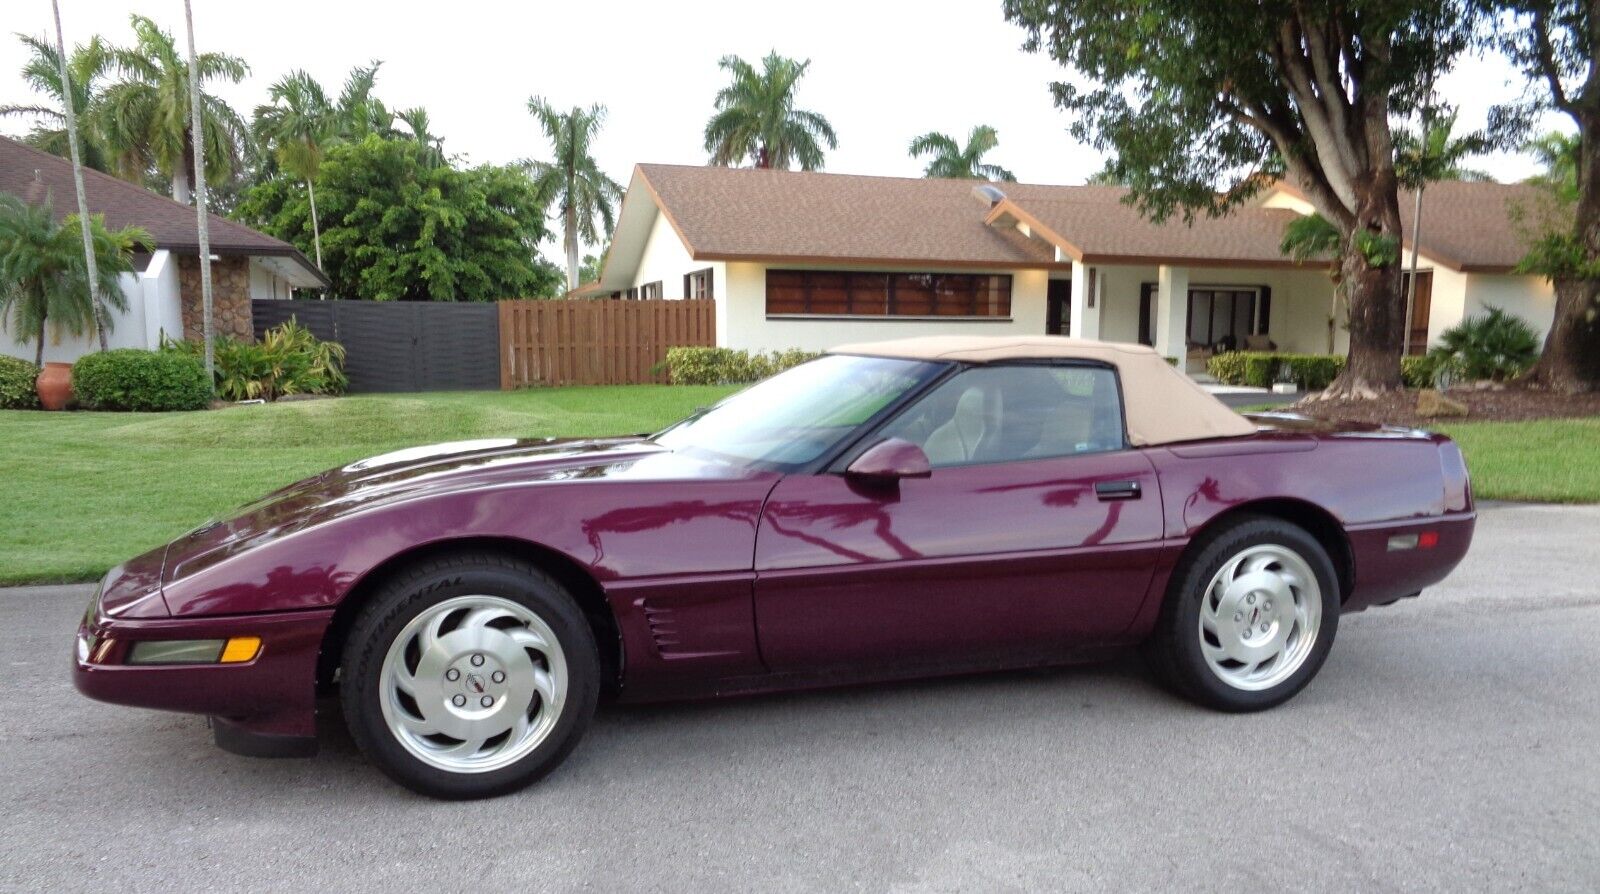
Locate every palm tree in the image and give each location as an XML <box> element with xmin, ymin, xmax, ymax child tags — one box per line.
<box><xmin>335</xmin><ymin>61</ymin><xmax>391</xmax><ymax>139</ymax></box>
<box><xmin>254</xmin><ymin>71</ymin><xmax>336</xmax><ymax>268</ymax></box>
<box><xmin>703</xmin><ymin>52</ymin><xmax>837</xmax><ymax>170</ymax></box>
<box><xmin>97</xmin><ymin>14</ymin><xmax>248</xmax><ymax>203</ymax></box>
<box><xmin>1524</xmin><ymin>131</ymin><xmax>1579</xmax><ymax>202</ymax></box>
<box><xmin>524</xmin><ymin>98</ymin><xmax>623</xmax><ymax>292</ymax></box>
<box><xmin>908</xmin><ymin>125</ymin><xmax>1016</xmax><ymax>181</ymax></box>
<box><xmin>0</xmin><ymin>195</ymin><xmax>144</xmax><ymax>365</ymax></box>
<box><xmin>1</xmin><ymin>33</ymin><xmax>114</xmax><ymax>173</ymax></box>
<box><xmin>396</xmin><ymin>106</ymin><xmax>445</xmax><ymax>166</ymax></box>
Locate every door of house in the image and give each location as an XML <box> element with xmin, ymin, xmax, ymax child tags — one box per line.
<box><xmin>1403</xmin><ymin>271</ymin><xmax>1433</xmax><ymax>355</ymax></box>
<box><xmin>1046</xmin><ymin>280</ymin><xmax>1072</xmax><ymax>335</ymax></box>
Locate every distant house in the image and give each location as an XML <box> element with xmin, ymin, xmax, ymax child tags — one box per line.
<box><xmin>0</xmin><ymin>135</ymin><xmax>326</xmax><ymax>364</ymax></box>
<box><xmin>587</xmin><ymin>163</ymin><xmax>1554</xmax><ymax>370</ymax></box>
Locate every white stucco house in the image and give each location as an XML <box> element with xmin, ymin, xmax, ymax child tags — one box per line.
<box><xmin>1</xmin><ymin>135</ymin><xmax>326</xmax><ymax>365</ymax></box>
<box><xmin>584</xmin><ymin>163</ymin><xmax>1554</xmax><ymax>371</ymax></box>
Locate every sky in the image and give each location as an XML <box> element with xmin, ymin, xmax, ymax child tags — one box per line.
<box><xmin>0</xmin><ymin>1</ymin><xmax>1570</xmax><ymax>215</ymax></box>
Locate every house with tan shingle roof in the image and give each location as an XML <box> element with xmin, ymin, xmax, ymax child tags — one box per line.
<box><xmin>589</xmin><ymin>163</ymin><xmax>1555</xmax><ymax>371</ymax></box>
<box><xmin>0</xmin><ymin>135</ymin><xmax>325</xmax><ymax>365</ymax></box>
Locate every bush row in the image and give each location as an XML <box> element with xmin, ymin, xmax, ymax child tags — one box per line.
<box><xmin>163</xmin><ymin>318</ymin><xmax>347</xmax><ymax>401</ymax></box>
<box><xmin>665</xmin><ymin>346</ymin><xmax>822</xmax><ymax>385</ymax></box>
<box><xmin>0</xmin><ymin>355</ymin><xmax>41</xmax><ymax>409</ymax></box>
<box><xmin>1206</xmin><ymin>351</ymin><xmax>1439</xmax><ymax>390</ymax></box>
<box><xmin>72</xmin><ymin>349</ymin><xmax>212</xmax><ymax>411</ymax></box>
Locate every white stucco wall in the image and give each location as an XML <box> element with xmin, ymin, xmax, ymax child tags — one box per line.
<box><xmin>248</xmin><ymin>258</ymin><xmax>298</xmax><ymax>301</ymax></box>
<box><xmin>717</xmin><ymin>262</ymin><xmax>1050</xmax><ymax>353</ymax></box>
<box><xmin>1462</xmin><ymin>273</ymin><xmax>1556</xmax><ymax>339</ymax></box>
<box><xmin>1093</xmin><ymin>263</ymin><xmax>1344</xmax><ymax>355</ymax></box>
<box><xmin>2</xmin><ymin>248</ymin><xmax>183</xmax><ymax>365</ymax></box>
<box><xmin>626</xmin><ymin>211</ymin><xmax>719</xmax><ymax>300</ymax></box>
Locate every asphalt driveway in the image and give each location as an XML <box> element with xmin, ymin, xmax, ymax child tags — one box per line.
<box><xmin>2</xmin><ymin>502</ymin><xmax>1597</xmax><ymax>892</ymax></box>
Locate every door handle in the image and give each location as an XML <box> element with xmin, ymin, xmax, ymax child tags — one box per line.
<box><xmin>1095</xmin><ymin>480</ymin><xmax>1141</xmax><ymax>501</ymax></box>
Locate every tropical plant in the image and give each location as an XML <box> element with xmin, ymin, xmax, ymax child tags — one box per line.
<box><xmin>908</xmin><ymin>125</ymin><xmax>1016</xmax><ymax>181</ymax></box>
<box><xmin>333</xmin><ymin>60</ymin><xmax>391</xmax><ymax>139</ymax></box>
<box><xmin>236</xmin><ymin>135</ymin><xmax>560</xmax><ymax>301</ymax></box>
<box><xmin>395</xmin><ymin>106</ymin><xmax>445</xmax><ymax>166</ymax></box>
<box><xmin>71</xmin><ymin>348</ymin><xmax>210</xmax><ymax>411</ymax></box>
<box><xmin>703</xmin><ymin>51</ymin><xmax>837</xmax><ymax>171</ymax></box>
<box><xmin>81</xmin><ymin>213</ymin><xmax>151</xmax><ymax>343</ymax></box>
<box><xmin>1426</xmin><ymin>306</ymin><xmax>1541</xmax><ymax>382</ymax></box>
<box><xmin>0</xmin><ymin>33</ymin><xmax>114</xmax><ymax>173</ymax></box>
<box><xmin>1393</xmin><ymin>109</ymin><xmax>1493</xmax><ymax>187</ymax></box>
<box><xmin>164</xmin><ymin>318</ymin><xmax>347</xmax><ymax>401</ymax></box>
<box><xmin>0</xmin><ymin>194</ymin><xmax>141</xmax><ymax>364</ymax></box>
<box><xmin>253</xmin><ymin>70</ymin><xmax>336</xmax><ymax>268</ymax></box>
<box><xmin>96</xmin><ymin>13</ymin><xmax>248</xmax><ymax>202</ymax></box>
<box><xmin>1004</xmin><ymin>0</ymin><xmax>1477</xmax><ymax>397</ymax></box>
<box><xmin>1494</xmin><ymin>0</ymin><xmax>1600</xmax><ymax>391</ymax></box>
<box><xmin>1522</xmin><ymin>131</ymin><xmax>1579</xmax><ymax>202</ymax></box>
<box><xmin>523</xmin><ymin>98</ymin><xmax>623</xmax><ymax>292</ymax></box>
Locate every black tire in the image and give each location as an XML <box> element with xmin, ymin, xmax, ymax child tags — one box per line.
<box><xmin>340</xmin><ymin>552</ymin><xmax>600</xmax><ymax>799</ymax></box>
<box><xmin>1145</xmin><ymin>515</ymin><xmax>1340</xmax><ymax>712</ymax></box>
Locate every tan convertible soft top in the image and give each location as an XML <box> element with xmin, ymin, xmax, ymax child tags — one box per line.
<box><xmin>829</xmin><ymin>335</ymin><xmax>1258</xmax><ymax>446</ymax></box>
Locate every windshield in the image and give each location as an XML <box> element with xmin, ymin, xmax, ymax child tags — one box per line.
<box><xmin>654</xmin><ymin>354</ymin><xmax>942</xmax><ymax>470</ymax></box>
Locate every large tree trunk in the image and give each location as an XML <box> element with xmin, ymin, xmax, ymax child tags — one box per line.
<box><xmin>564</xmin><ymin>202</ymin><xmax>579</xmax><ymax>293</ymax></box>
<box><xmin>1525</xmin><ymin>117</ymin><xmax>1600</xmax><ymax>392</ymax></box>
<box><xmin>306</xmin><ymin>178</ymin><xmax>323</xmax><ymax>270</ymax></box>
<box><xmin>1321</xmin><ymin>183</ymin><xmax>1407</xmax><ymax>399</ymax></box>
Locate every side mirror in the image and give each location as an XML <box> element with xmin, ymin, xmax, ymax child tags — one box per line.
<box><xmin>845</xmin><ymin>438</ymin><xmax>932</xmax><ymax>483</ymax></box>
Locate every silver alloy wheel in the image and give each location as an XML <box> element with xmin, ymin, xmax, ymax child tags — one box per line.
<box><xmin>1197</xmin><ymin>543</ymin><xmax>1322</xmax><ymax>691</ymax></box>
<box><xmin>379</xmin><ymin>595</ymin><xmax>567</xmax><ymax>774</ymax></box>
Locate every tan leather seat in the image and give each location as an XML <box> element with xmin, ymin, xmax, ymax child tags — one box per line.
<box><xmin>924</xmin><ymin>385</ymin><xmax>995</xmax><ymax>465</ymax></box>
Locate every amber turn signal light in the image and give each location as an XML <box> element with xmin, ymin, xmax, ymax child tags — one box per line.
<box><xmin>219</xmin><ymin>636</ymin><xmax>262</xmax><ymax>663</ymax></box>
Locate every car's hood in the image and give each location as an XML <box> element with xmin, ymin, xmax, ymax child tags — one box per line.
<box><xmin>161</xmin><ymin>436</ymin><xmax>713</xmax><ymax>584</ymax></box>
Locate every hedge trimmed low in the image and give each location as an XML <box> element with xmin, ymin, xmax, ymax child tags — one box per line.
<box><xmin>0</xmin><ymin>355</ymin><xmax>40</xmax><ymax>409</ymax></box>
<box><xmin>72</xmin><ymin>349</ymin><xmax>212</xmax><ymax>412</ymax></box>
<box><xmin>666</xmin><ymin>346</ymin><xmax>822</xmax><ymax>385</ymax></box>
<box><xmin>1207</xmin><ymin>351</ymin><xmax>1442</xmax><ymax>390</ymax></box>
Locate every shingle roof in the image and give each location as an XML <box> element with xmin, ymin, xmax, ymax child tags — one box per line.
<box><xmin>636</xmin><ymin>164</ymin><xmax>1056</xmax><ymax>269</ymax></box>
<box><xmin>0</xmin><ymin>135</ymin><xmax>327</xmax><ymax>285</ymax></box>
<box><xmin>626</xmin><ymin>163</ymin><xmax>1547</xmax><ymax>275</ymax></box>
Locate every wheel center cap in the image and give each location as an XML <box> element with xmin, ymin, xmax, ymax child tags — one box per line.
<box><xmin>464</xmin><ymin>672</ymin><xmax>488</xmax><ymax>695</ymax></box>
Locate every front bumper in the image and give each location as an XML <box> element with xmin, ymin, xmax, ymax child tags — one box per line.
<box><xmin>72</xmin><ymin>590</ymin><xmax>333</xmax><ymax>749</ymax></box>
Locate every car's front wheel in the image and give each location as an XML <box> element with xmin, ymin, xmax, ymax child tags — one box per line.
<box><xmin>340</xmin><ymin>553</ymin><xmax>600</xmax><ymax>799</ymax></box>
<box><xmin>1147</xmin><ymin>516</ymin><xmax>1340</xmax><ymax>712</ymax></box>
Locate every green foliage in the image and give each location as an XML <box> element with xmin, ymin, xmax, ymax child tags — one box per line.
<box><xmin>665</xmin><ymin>347</ymin><xmax>822</xmax><ymax>385</ymax></box>
<box><xmin>909</xmin><ymin>125</ymin><xmax>1016</xmax><ymax>181</ymax></box>
<box><xmin>1279</xmin><ymin>213</ymin><xmax>1341</xmax><ymax>265</ymax></box>
<box><xmin>71</xmin><ymin>349</ymin><xmax>211</xmax><ymax>411</ymax></box>
<box><xmin>1206</xmin><ymin>352</ymin><xmax>1346</xmax><ymax>390</ymax></box>
<box><xmin>1401</xmin><ymin>355</ymin><xmax>1440</xmax><ymax>388</ymax></box>
<box><xmin>524</xmin><ymin>98</ymin><xmax>624</xmax><ymax>290</ymax></box>
<box><xmin>235</xmin><ymin>136</ymin><xmax>560</xmax><ymax>301</ymax></box>
<box><xmin>1427</xmin><ymin>306</ymin><xmax>1540</xmax><ymax>382</ymax></box>
<box><xmin>704</xmin><ymin>52</ymin><xmax>837</xmax><ymax>171</ymax></box>
<box><xmin>0</xmin><ymin>355</ymin><xmax>40</xmax><ymax>409</ymax></box>
<box><xmin>165</xmin><ymin>318</ymin><xmax>346</xmax><ymax>401</ymax></box>
<box><xmin>1</xmin><ymin>33</ymin><xmax>116</xmax><ymax>174</ymax></box>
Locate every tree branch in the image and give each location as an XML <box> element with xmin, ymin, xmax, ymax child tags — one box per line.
<box><xmin>1533</xmin><ymin>6</ymin><xmax>1575</xmax><ymax>113</ymax></box>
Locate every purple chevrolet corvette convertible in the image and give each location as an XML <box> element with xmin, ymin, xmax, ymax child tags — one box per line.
<box><xmin>73</xmin><ymin>336</ymin><xmax>1474</xmax><ymax>798</ymax></box>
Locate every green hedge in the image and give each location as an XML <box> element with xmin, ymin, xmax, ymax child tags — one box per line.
<box><xmin>72</xmin><ymin>349</ymin><xmax>212</xmax><ymax>412</ymax></box>
<box><xmin>0</xmin><ymin>356</ymin><xmax>40</xmax><ymax>409</ymax></box>
<box><xmin>665</xmin><ymin>346</ymin><xmax>822</xmax><ymax>385</ymax></box>
<box><xmin>1207</xmin><ymin>351</ymin><xmax>1441</xmax><ymax>389</ymax></box>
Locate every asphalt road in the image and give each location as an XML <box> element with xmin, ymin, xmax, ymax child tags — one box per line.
<box><xmin>2</xmin><ymin>503</ymin><xmax>1597</xmax><ymax>893</ymax></box>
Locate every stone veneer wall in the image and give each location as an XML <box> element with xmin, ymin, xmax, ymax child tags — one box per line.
<box><xmin>177</xmin><ymin>254</ymin><xmax>254</xmax><ymax>341</ymax></box>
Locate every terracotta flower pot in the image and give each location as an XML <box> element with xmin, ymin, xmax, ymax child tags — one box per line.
<box><xmin>36</xmin><ymin>362</ymin><xmax>73</xmax><ymax>411</ymax></box>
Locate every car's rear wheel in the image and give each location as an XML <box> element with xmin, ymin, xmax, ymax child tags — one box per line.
<box><xmin>340</xmin><ymin>553</ymin><xmax>599</xmax><ymax>799</ymax></box>
<box><xmin>1146</xmin><ymin>516</ymin><xmax>1339</xmax><ymax>712</ymax></box>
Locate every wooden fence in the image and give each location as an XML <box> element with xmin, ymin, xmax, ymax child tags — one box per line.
<box><xmin>499</xmin><ymin>299</ymin><xmax>716</xmax><ymax>387</ymax></box>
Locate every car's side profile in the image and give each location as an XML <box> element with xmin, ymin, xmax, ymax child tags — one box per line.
<box><xmin>73</xmin><ymin>336</ymin><xmax>1474</xmax><ymax>798</ymax></box>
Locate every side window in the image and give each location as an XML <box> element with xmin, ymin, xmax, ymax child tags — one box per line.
<box><xmin>876</xmin><ymin>364</ymin><xmax>1124</xmax><ymax>468</ymax></box>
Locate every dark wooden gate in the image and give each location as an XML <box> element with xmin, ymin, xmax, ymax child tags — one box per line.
<box><xmin>252</xmin><ymin>299</ymin><xmax>500</xmax><ymax>393</ymax></box>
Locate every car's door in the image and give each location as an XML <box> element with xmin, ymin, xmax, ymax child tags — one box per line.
<box><xmin>752</xmin><ymin>362</ymin><xmax>1164</xmax><ymax>671</ymax></box>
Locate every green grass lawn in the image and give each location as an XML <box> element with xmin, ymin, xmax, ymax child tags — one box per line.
<box><xmin>0</xmin><ymin>385</ymin><xmax>738</xmax><ymax>586</ymax></box>
<box><xmin>1</xmin><ymin>387</ymin><xmax>1594</xmax><ymax>586</ymax></box>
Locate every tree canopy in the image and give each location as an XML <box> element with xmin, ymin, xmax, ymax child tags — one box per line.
<box><xmin>704</xmin><ymin>51</ymin><xmax>837</xmax><ymax>170</ymax></box>
<box><xmin>1004</xmin><ymin>0</ymin><xmax>1477</xmax><ymax>396</ymax></box>
<box><xmin>908</xmin><ymin>125</ymin><xmax>1016</xmax><ymax>181</ymax></box>
<box><xmin>236</xmin><ymin>136</ymin><xmax>560</xmax><ymax>301</ymax></box>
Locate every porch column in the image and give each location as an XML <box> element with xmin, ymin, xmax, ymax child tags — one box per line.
<box><xmin>1068</xmin><ymin>260</ymin><xmax>1100</xmax><ymax>340</ymax></box>
<box><xmin>1154</xmin><ymin>264</ymin><xmax>1189</xmax><ymax>365</ymax></box>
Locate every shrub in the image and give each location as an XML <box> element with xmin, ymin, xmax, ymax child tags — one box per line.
<box><xmin>1401</xmin><ymin>354</ymin><xmax>1439</xmax><ymax>388</ymax></box>
<box><xmin>1427</xmin><ymin>306</ymin><xmax>1539</xmax><ymax>382</ymax></box>
<box><xmin>1207</xmin><ymin>352</ymin><xmax>1345</xmax><ymax>389</ymax></box>
<box><xmin>164</xmin><ymin>318</ymin><xmax>347</xmax><ymax>401</ymax></box>
<box><xmin>0</xmin><ymin>355</ymin><xmax>40</xmax><ymax>409</ymax></box>
<box><xmin>72</xmin><ymin>349</ymin><xmax>211</xmax><ymax>411</ymax></box>
<box><xmin>665</xmin><ymin>346</ymin><xmax>822</xmax><ymax>385</ymax></box>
